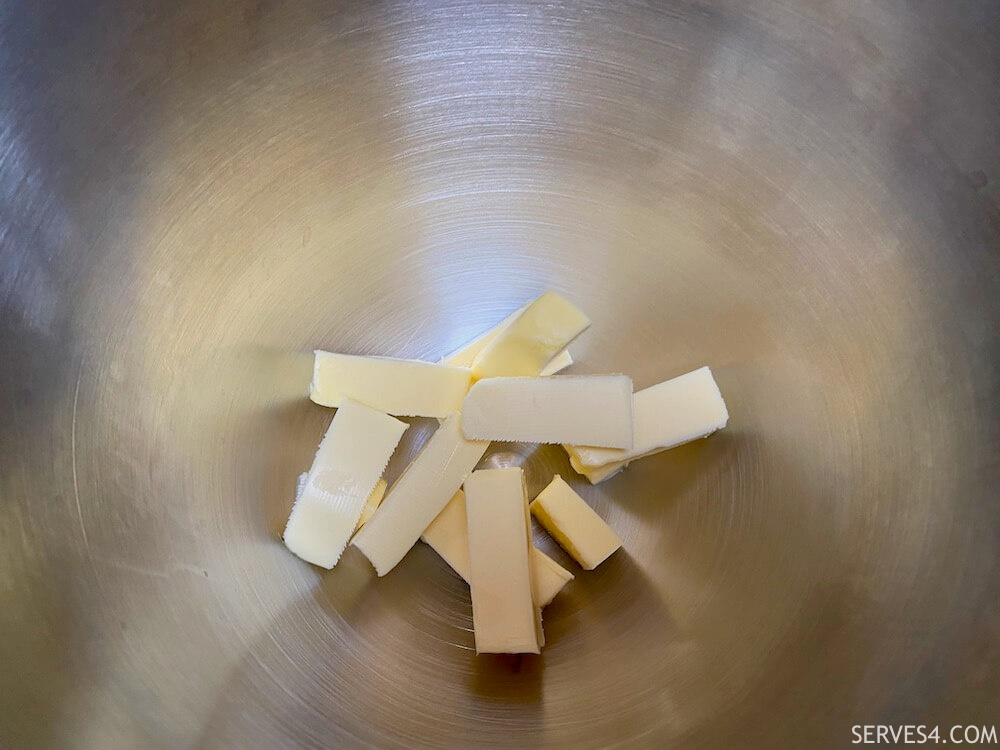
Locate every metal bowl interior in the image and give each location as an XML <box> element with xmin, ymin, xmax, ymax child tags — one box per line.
<box><xmin>1</xmin><ymin>1</ymin><xmax>997</xmax><ymax>748</ymax></box>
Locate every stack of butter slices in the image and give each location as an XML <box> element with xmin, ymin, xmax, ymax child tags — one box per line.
<box><xmin>282</xmin><ymin>291</ymin><xmax>728</xmax><ymax>654</ymax></box>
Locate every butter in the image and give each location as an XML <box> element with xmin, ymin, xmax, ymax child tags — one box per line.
<box><xmin>420</xmin><ymin>489</ymin><xmax>472</xmax><ymax>582</ymax></box>
<box><xmin>465</xmin><ymin>468</ymin><xmax>542</xmax><ymax>654</ymax></box>
<box><xmin>311</xmin><ymin>351</ymin><xmax>472</xmax><ymax>418</ymax></box>
<box><xmin>470</xmin><ymin>292</ymin><xmax>589</xmax><ymax>380</ymax></box>
<box><xmin>571</xmin><ymin>459</ymin><xmax>628</xmax><ymax>485</ymax></box>
<box><xmin>351</xmin><ymin>414</ymin><xmax>489</xmax><ymax>576</ymax></box>
<box><xmin>352</xmin><ymin>478</ymin><xmax>388</xmax><ymax>533</ymax></box>
<box><xmin>530</xmin><ymin>475</ymin><xmax>621</xmax><ymax>570</ymax></box>
<box><xmin>297</xmin><ymin>471</ymin><xmax>387</xmax><ymax>533</ymax></box>
<box><xmin>421</xmin><ymin>488</ymin><xmax>574</xmax><ymax>607</ymax></box>
<box><xmin>462</xmin><ymin>375</ymin><xmax>633</xmax><ymax>448</ymax></box>
<box><xmin>542</xmin><ymin>351</ymin><xmax>574</xmax><ymax>378</ymax></box>
<box><xmin>283</xmin><ymin>400</ymin><xmax>408</xmax><ymax>569</ymax></box>
<box><xmin>565</xmin><ymin>366</ymin><xmax>728</xmax><ymax>482</ymax></box>
<box><xmin>442</xmin><ymin>304</ymin><xmax>573</xmax><ymax>376</ymax></box>
<box><xmin>530</xmin><ymin>545</ymin><xmax>575</xmax><ymax>607</ymax></box>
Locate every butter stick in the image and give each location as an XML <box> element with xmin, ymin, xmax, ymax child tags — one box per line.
<box><xmin>465</xmin><ymin>469</ymin><xmax>542</xmax><ymax>654</ymax></box>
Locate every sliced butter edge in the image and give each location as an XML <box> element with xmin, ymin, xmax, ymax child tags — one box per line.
<box><xmin>441</xmin><ymin>304</ymin><xmax>572</xmax><ymax>375</ymax></box>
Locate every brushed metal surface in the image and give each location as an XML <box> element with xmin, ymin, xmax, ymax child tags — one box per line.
<box><xmin>1</xmin><ymin>1</ymin><xmax>998</xmax><ymax>748</ymax></box>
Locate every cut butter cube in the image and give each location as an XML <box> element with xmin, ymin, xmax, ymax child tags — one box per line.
<box><xmin>462</xmin><ymin>375</ymin><xmax>633</xmax><ymax>448</ymax></box>
<box><xmin>311</xmin><ymin>351</ymin><xmax>472</xmax><ymax>418</ymax></box>
<box><xmin>351</xmin><ymin>414</ymin><xmax>489</xmax><ymax>576</ymax></box>
<box><xmin>471</xmin><ymin>292</ymin><xmax>589</xmax><ymax>380</ymax></box>
<box><xmin>530</xmin><ymin>475</ymin><xmax>621</xmax><ymax>570</ymax></box>
<box><xmin>283</xmin><ymin>400</ymin><xmax>407</xmax><ymax>569</ymax></box>
<box><xmin>352</xmin><ymin>478</ymin><xmax>388</xmax><ymax>533</ymax></box>
<box><xmin>565</xmin><ymin>366</ymin><xmax>728</xmax><ymax>482</ymax></box>
<box><xmin>442</xmin><ymin>304</ymin><xmax>573</xmax><ymax>376</ymax></box>
<box><xmin>422</xmin><ymin>489</ymin><xmax>574</xmax><ymax>607</ymax></box>
<box><xmin>465</xmin><ymin>468</ymin><xmax>542</xmax><ymax>654</ymax></box>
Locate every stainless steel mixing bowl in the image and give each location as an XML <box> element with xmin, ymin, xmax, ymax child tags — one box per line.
<box><xmin>2</xmin><ymin>1</ymin><xmax>997</xmax><ymax>748</ymax></box>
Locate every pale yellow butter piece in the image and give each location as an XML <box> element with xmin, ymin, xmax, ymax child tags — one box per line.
<box><xmin>311</xmin><ymin>351</ymin><xmax>472</xmax><ymax>418</ymax></box>
<box><xmin>422</xmin><ymin>489</ymin><xmax>574</xmax><ymax>607</ymax></box>
<box><xmin>465</xmin><ymin>469</ymin><xmax>542</xmax><ymax>654</ymax></box>
<box><xmin>302</xmin><ymin>472</ymin><xmax>386</xmax><ymax>534</ymax></box>
<box><xmin>570</xmin><ymin>458</ymin><xmax>628</xmax><ymax>485</ymax></box>
<box><xmin>283</xmin><ymin>400</ymin><xmax>407</xmax><ymax>569</ymax></box>
<box><xmin>352</xmin><ymin>479</ymin><xmax>388</xmax><ymax>533</ymax></box>
<box><xmin>421</xmin><ymin>489</ymin><xmax>471</xmax><ymax>580</ymax></box>
<box><xmin>530</xmin><ymin>475</ymin><xmax>621</xmax><ymax>570</ymax></box>
<box><xmin>462</xmin><ymin>375</ymin><xmax>633</xmax><ymax>448</ymax></box>
<box><xmin>351</xmin><ymin>414</ymin><xmax>489</xmax><ymax>576</ymax></box>
<box><xmin>542</xmin><ymin>351</ymin><xmax>574</xmax><ymax>377</ymax></box>
<box><xmin>470</xmin><ymin>292</ymin><xmax>589</xmax><ymax>380</ymax></box>
<box><xmin>530</xmin><ymin>545</ymin><xmax>575</xmax><ymax>607</ymax></box>
<box><xmin>442</xmin><ymin>304</ymin><xmax>573</xmax><ymax>375</ymax></box>
<box><xmin>565</xmin><ymin>366</ymin><xmax>728</xmax><ymax>483</ymax></box>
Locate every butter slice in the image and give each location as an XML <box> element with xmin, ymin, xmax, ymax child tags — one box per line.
<box><xmin>351</xmin><ymin>414</ymin><xmax>489</xmax><ymax>576</ymax></box>
<box><xmin>465</xmin><ymin>469</ymin><xmax>542</xmax><ymax>654</ymax></box>
<box><xmin>311</xmin><ymin>351</ymin><xmax>472</xmax><ymax>418</ymax></box>
<box><xmin>462</xmin><ymin>375</ymin><xmax>633</xmax><ymax>448</ymax></box>
<box><xmin>573</xmin><ymin>460</ymin><xmax>629</xmax><ymax>485</ymax></box>
<box><xmin>471</xmin><ymin>292</ymin><xmax>589</xmax><ymax>379</ymax></box>
<box><xmin>565</xmin><ymin>366</ymin><xmax>728</xmax><ymax>482</ymax></box>
<box><xmin>530</xmin><ymin>475</ymin><xmax>621</xmax><ymax>570</ymax></box>
<box><xmin>283</xmin><ymin>400</ymin><xmax>408</xmax><ymax>569</ymax></box>
<box><xmin>422</xmin><ymin>489</ymin><xmax>574</xmax><ymax>607</ymax></box>
<box><xmin>352</xmin><ymin>479</ymin><xmax>388</xmax><ymax>533</ymax></box>
<box><xmin>296</xmin><ymin>473</ymin><xmax>387</xmax><ymax>533</ymax></box>
<box><xmin>442</xmin><ymin>305</ymin><xmax>573</xmax><ymax>376</ymax></box>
